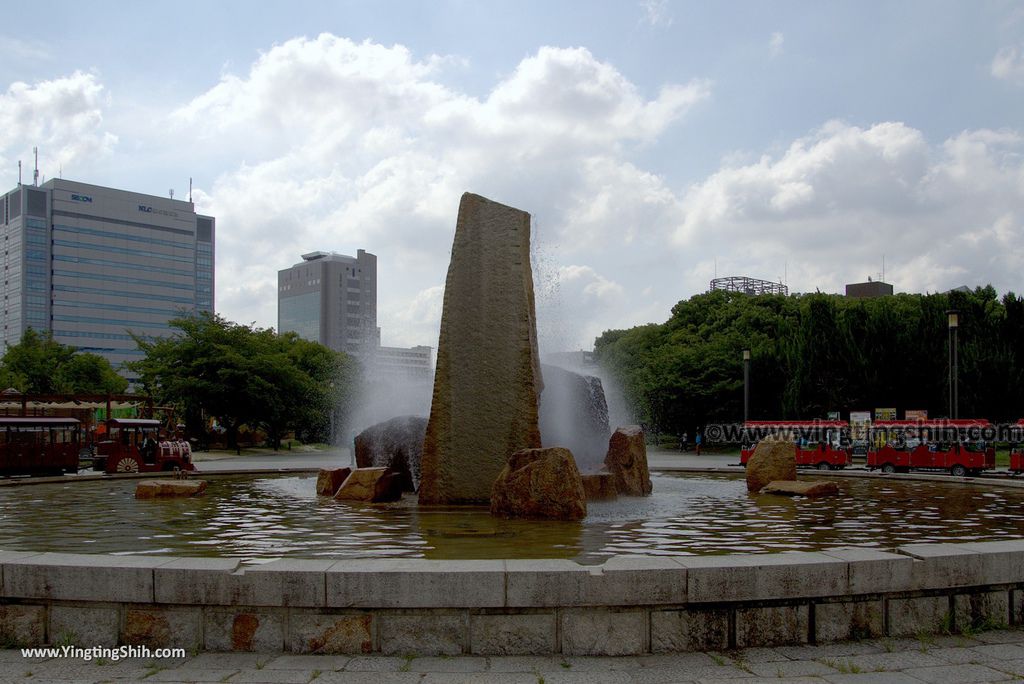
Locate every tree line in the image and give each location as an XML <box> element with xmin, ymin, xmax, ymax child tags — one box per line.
<box><xmin>594</xmin><ymin>286</ymin><xmax>1024</xmax><ymax>437</ymax></box>
<box><xmin>0</xmin><ymin>313</ymin><xmax>358</xmax><ymax>450</ymax></box>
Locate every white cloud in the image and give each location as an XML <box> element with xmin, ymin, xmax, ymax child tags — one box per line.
<box><xmin>639</xmin><ymin>0</ymin><xmax>673</xmax><ymax>28</ymax></box>
<box><xmin>676</xmin><ymin>121</ymin><xmax>1024</xmax><ymax>297</ymax></box>
<box><xmin>992</xmin><ymin>44</ymin><xmax>1024</xmax><ymax>84</ymax></box>
<box><xmin>769</xmin><ymin>32</ymin><xmax>785</xmax><ymax>58</ymax></box>
<box><xmin>18</xmin><ymin>34</ymin><xmax>1019</xmax><ymax>357</ymax></box>
<box><xmin>172</xmin><ymin>35</ymin><xmax>708</xmax><ymax>350</ymax></box>
<box><xmin>0</xmin><ymin>71</ymin><xmax>117</xmax><ymax>178</ymax></box>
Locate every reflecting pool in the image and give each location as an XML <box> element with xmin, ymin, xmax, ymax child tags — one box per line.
<box><xmin>0</xmin><ymin>473</ymin><xmax>1021</xmax><ymax>564</ymax></box>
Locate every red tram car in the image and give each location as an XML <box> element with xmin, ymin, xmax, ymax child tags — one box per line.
<box><xmin>740</xmin><ymin>420</ymin><xmax>851</xmax><ymax>470</ymax></box>
<box><xmin>0</xmin><ymin>417</ymin><xmax>81</xmax><ymax>476</ymax></box>
<box><xmin>1010</xmin><ymin>419</ymin><xmax>1024</xmax><ymax>475</ymax></box>
<box><xmin>866</xmin><ymin>419</ymin><xmax>995</xmax><ymax>476</ymax></box>
<box><xmin>93</xmin><ymin>418</ymin><xmax>195</xmax><ymax>474</ymax></box>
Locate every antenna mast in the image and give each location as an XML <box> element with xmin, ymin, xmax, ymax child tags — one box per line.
<box><xmin>32</xmin><ymin>147</ymin><xmax>38</xmax><ymax>186</ymax></box>
<box><xmin>17</xmin><ymin>161</ymin><xmax>22</xmax><ymax>186</ymax></box>
<box><xmin>189</xmin><ymin>177</ymin><xmax>193</xmax><ymax>203</ymax></box>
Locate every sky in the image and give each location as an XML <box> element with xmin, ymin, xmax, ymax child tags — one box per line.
<box><xmin>1</xmin><ymin>0</ymin><xmax>1022</xmax><ymax>353</ymax></box>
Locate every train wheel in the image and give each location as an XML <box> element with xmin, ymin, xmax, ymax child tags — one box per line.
<box><xmin>881</xmin><ymin>463</ymin><xmax>896</xmax><ymax>474</ymax></box>
<box><xmin>817</xmin><ymin>462</ymin><xmax>832</xmax><ymax>471</ymax></box>
<box><xmin>950</xmin><ymin>464</ymin><xmax>967</xmax><ymax>477</ymax></box>
<box><xmin>115</xmin><ymin>457</ymin><xmax>141</xmax><ymax>473</ymax></box>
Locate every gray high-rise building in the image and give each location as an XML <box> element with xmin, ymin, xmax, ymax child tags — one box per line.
<box><xmin>0</xmin><ymin>179</ymin><xmax>215</xmax><ymax>379</ymax></box>
<box><xmin>277</xmin><ymin>250</ymin><xmax>379</xmax><ymax>358</ymax></box>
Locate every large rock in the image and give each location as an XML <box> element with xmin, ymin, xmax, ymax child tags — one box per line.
<box><xmin>420</xmin><ymin>193</ymin><xmax>544</xmax><ymax>504</ymax></box>
<box><xmin>316</xmin><ymin>468</ymin><xmax>352</xmax><ymax>496</ymax></box>
<box><xmin>333</xmin><ymin>467</ymin><xmax>403</xmax><ymax>503</ymax></box>
<box><xmin>759</xmin><ymin>480</ymin><xmax>840</xmax><ymax>497</ymax></box>
<box><xmin>746</xmin><ymin>439</ymin><xmax>797</xmax><ymax>493</ymax></box>
<box><xmin>354</xmin><ymin>416</ymin><xmax>427</xmax><ymax>492</ymax></box>
<box><xmin>539</xmin><ymin>364</ymin><xmax>611</xmax><ymax>473</ymax></box>
<box><xmin>135</xmin><ymin>479</ymin><xmax>207</xmax><ymax>499</ymax></box>
<box><xmin>490</xmin><ymin>447</ymin><xmax>587</xmax><ymax>520</ymax></box>
<box><xmin>604</xmin><ymin>426</ymin><xmax>652</xmax><ymax>496</ymax></box>
<box><xmin>581</xmin><ymin>472</ymin><xmax>618</xmax><ymax>501</ymax></box>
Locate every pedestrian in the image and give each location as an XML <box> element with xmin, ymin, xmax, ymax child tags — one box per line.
<box><xmin>695</xmin><ymin>430</ymin><xmax>702</xmax><ymax>456</ymax></box>
<box><xmin>679</xmin><ymin>431</ymin><xmax>688</xmax><ymax>452</ymax></box>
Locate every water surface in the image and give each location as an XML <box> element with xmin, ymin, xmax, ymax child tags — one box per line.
<box><xmin>0</xmin><ymin>473</ymin><xmax>1021</xmax><ymax>564</ymax></box>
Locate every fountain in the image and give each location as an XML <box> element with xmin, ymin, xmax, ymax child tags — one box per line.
<box><xmin>0</xmin><ymin>192</ymin><xmax>1021</xmax><ymax>655</ymax></box>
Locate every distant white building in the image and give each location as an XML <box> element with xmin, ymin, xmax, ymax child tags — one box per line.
<box><xmin>373</xmin><ymin>345</ymin><xmax>433</xmax><ymax>380</ymax></box>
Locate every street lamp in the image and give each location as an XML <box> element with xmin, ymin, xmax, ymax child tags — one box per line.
<box><xmin>743</xmin><ymin>349</ymin><xmax>751</xmax><ymax>422</ymax></box>
<box><xmin>947</xmin><ymin>310</ymin><xmax>959</xmax><ymax>420</ymax></box>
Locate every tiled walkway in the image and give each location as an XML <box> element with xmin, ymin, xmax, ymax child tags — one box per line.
<box><xmin>2</xmin><ymin>629</ymin><xmax>1023</xmax><ymax>683</ymax></box>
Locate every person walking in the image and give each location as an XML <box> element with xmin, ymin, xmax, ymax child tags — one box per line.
<box><xmin>695</xmin><ymin>430</ymin><xmax>702</xmax><ymax>456</ymax></box>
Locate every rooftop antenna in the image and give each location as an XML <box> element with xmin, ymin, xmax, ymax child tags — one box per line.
<box><xmin>32</xmin><ymin>147</ymin><xmax>38</xmax><ymax>186</ymax></box>
<box><xmin>59</xmin><ymin>164</ymin><xmax>62</xmax><ymax>179</ymax></box>
<box><xmin>881</xmin><ymin>254</ymin><xmax>886</xmax><ymax>283</ymax></box>
<box><xmin>17</xmin><ymin>161</ymin><xmax>22</xmax><ymax>187</ymax></box>
<box><xmin>188</xmin><ymin>177</ymin><xmax>192</xmax><ymax>203</ymax></box>
<box><xmin>169</xmin><ymin>189</ymin><xmax>174</xmax><ymax>200</ymax></box>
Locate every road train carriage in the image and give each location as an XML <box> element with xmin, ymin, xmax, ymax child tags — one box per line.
<box><xmin>866</xmin><ymin>419</ymin><xmax>995</xmax><ymax>476</ymax></box>
<box><xmin>0</xmin><ymin>417</ymin><xmax>80</xmax><ymax>476</ymax></box>
<box><xmin>1010</xmin><ymin>420</ymin><xmax>1024</xmax><ymax>475</ymax></box>
<box><xmin>739</xmin><ymin>420</ymin><xmax>851</xmax><ymax>470</ymax></box>
<box><xmin>93</xmin><ymin>418</ymin><xmax>195</xmax><ymax>474</ymax></box>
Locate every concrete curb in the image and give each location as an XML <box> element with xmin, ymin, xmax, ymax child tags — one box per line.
<box><xmin>0</xmin><ymin>542</ymin><xmax>1021</xmax><ymax>655</ymax></box>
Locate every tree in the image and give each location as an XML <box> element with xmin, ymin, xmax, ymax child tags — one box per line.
<box><xmin>0</xmin><ymin>329</ymin><xmax>127</xmax><ymax>394</ymax></box>
<box><xmin>595</xmin><ymin>285</ymin><xmax>1024</xmax><ymax>434</ymax></box>
<box><xmin>129</xmin><ymin>312</ymin><xmax>352</xmax><ymax>449</ymax></box>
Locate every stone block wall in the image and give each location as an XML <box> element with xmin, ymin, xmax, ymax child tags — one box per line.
<box><xmin>0</xmin><ymin>541</ymin><xmax>1022</xmax><ymax>654</ymax></box>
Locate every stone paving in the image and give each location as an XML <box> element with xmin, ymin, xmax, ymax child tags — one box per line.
<box><xmin>1</xmin><ymin>628</ymin><xmax>1023</xmax><ymax>683</ymax></box>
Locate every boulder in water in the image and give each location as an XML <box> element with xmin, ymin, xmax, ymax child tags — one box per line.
<box><xmin>354</xmin><ymin>416</ymin><xmax>426</xmax><ymax>492</ymax></box>
<box><xmin>491</xmin><ymin>447</ymin><xmax>587</xmax><ymax>520</ymax></box>
<box><xmin>604</xmin><ymin>426</ymin><xmax>652</xmax><ymax>496</ymax></box>
<box><xmin>581</xmin><ymin>472</ymin><xmax>617</xmax><ymax>501</ymax></box>
<box><xmin>759</xmin><ymin>480</ymin><xmax>839</xmax><ymax>497</ymax></box>
<box><xmin>135</xmin><ymin>479</ymin><xmax>207</xmax><ymax>499</ymax></box>
<box><xmin>316</xmin><ymin>468</ymin><xmax>352</xmax><ymax>496</ymax></box>
<box><xmin>746</xmin><ymin>439</ymin><xmax>797</xmax><ymax>493</ymax></box>
<box><xmin>333</xmin><ymin>467</ymin><xmax>403</xmax><ymax>503</ymax></box>
<box><xmin>538</xmin><ymin>364</ymin><xmax>610</xmax><ymax>473</ymax></box>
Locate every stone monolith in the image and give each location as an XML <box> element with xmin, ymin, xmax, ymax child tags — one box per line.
<box><xmin>419</xmin><ymin>193</ymin><xmax>544</xmax><ymax>504</ymax></box>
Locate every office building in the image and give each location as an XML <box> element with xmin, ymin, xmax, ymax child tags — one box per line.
<box><xmin>845</xmin><ymin>280</ymin><xmax>894</xmax><ymax>299</ymax></box>
<box><xmin>374</xmin><ymin>344</ymin><xmax>433</xmax><ymax>380</ymax></box>
<box><xmin>278</xmin><ymin>250</ymin><xmax>379</xmax><ymax>358</ymax></box>
<box><xmin>0</xmin><ymin>179</ymin><xmax>215</xmax><ymax>376</ymax></box>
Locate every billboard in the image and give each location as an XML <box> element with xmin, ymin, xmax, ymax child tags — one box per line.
<box><xmin>875</xmin><ymin>408</ymin><xmax>897</xmax><ymax>421</ymax></box>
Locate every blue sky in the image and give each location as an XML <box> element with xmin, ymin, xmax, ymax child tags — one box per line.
<box><xmin>2</xmin><ymin>1</ymin><xmax>1022</xmax><ymax>351</ymax></box>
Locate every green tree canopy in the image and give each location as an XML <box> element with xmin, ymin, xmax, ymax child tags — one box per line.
<box><xmin>0</xmin><ymin>328</ymin><xmax>128</xmax><ymax>394</ymax></box>
<box><xmin>128</xmin><ymin>312</ymin><xmax>355</xmax><ymax>449</ymax></box>
<box><xmin>595</xmin><ymin>287</ymin><xmax>1024</xmax><ymax>437</ymax></box>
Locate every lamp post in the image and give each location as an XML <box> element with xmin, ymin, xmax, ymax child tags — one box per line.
<box><xmin>743</xmin><ymin>349</ymin><xmax>751</xmax><ymax>422</ymax></box>
<box><xmin>947</xmin><ymin>310</ymin><xmax>959</xmax><ymax>419</ymax></box>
